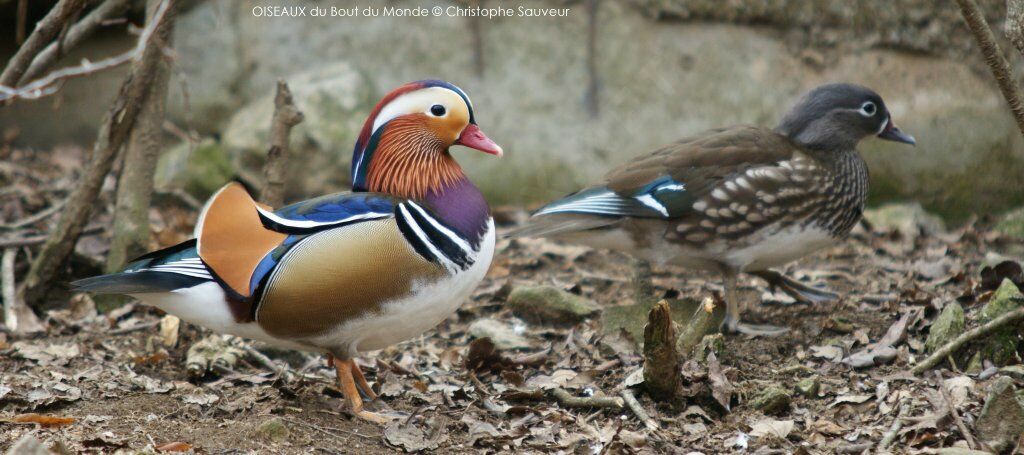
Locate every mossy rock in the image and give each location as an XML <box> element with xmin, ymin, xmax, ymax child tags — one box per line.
<box><xmin>925</xmin><ymin>302</ymin><xmax>965</xmax><ymax>354</ymax></box>
<box><xmin>996</xmin><ymin>207</ymin><xmax>1024</xmax><ymax>239</ymax></box>
<box><xmin>154</xmin><ymin>139</ymin><xmax>236</xmax><ymax>200</ymax></box>
<box><xmin>507</xmin><ymin>285</ymin><xmax>600</xmax><ymax>325</ymax></box>
<box><xmin>750</xmin><ymin>384</ymin><xmax>791</xmax><ymax>414</ymax></box>
<box><xmin>977</xmin><ymin>279</ymin><xmax>1023</xmax><ymax>365</ymax></box>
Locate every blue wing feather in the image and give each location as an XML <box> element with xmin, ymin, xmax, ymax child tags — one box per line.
<box><xmin>534</xmin><ymin>176</ymin><xmax>689</xmax><ymax>219</ymax></box>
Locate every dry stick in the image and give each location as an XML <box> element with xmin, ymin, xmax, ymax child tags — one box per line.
<box><xmin>621</xmin><ymin>389</ymin><xmax>659</xmax><ymax>431</ymax></box>
<box><xmin>20</xmin><ymin>0</ymin><xmax>177</xmax><ymax>308</ymax></box>
<box><xmin>934</xmin><ymin>371</ymin><xmax>978</xmax><ymax>449</ymax></box>
<box><xmin>15</xmin><ymin>0</ymin><xmax>28</xmax><ymax>45</ymax></box>
<box><xmin>549</xmin><ymin>388</ymin><xmax>623</xmax><ymax>409</ymax></box>
<box><xmin>955</xmin><ymin>0</ymin><xmax>1024</xmax><ymax>138</ymax></box>
<box><xmin>911</xmin><ymin>304</ymin><xmax>1024</xmax><ymax>374</ymax></box>
<box><xmin>0</xmin><ymin>199</ymin><xmax>67</xmax><ymax>231</ymax></box>
<box><xmin>1</xmin><ymin>248</ymin><xmax>43</xmax><ymax>334</ymax></box>
<box><xmin>0</xmin><ymin>0</ymin><xmax>170</xmax><ymax>103</ymax></box>
<box><xmin>877</xmin><ymin>400</ymin><xmax>909</xmax><ymax>450</ymax></box>
<box><xmin>18</xmin><ymin>0</ymin><xmax>134</xmax><ymax>86</ymax></box>
<box><xmin>0</xmin><ymin>0</ymin><xmax>86</xmax><ymax>88</ymax></box>
<box><xmin>0</xmin><ymin>226</ymin><xmax>102</xmax><ymax>248</ymax></box>
<box><xmin>259</xmin><ymin>80</ymin><xmax>304</xmax><ymax>207</ymax></box>
<box><xmin>106</xmin><ymin>0</ymin><xmax>177</xmax><ymax>273</ymax></box>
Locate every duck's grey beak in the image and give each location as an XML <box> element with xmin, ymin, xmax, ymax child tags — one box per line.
<box><xmin>878</xmin><ymin>118</ymin><xmax>916</xmax><ymax>146</ymax></box>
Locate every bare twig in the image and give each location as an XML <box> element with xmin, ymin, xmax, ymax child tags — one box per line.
<box><xmin>0</xmin><ymin>0</ymin><xmax>86</xmax><ymax>88</ymax></box>
<box><xmin>260</xmin><ymin>80</ymin><xmax>304</xmax><ymax>207</ymax></box>
<box><xmin>836</xmin><ymin>442</ymin><xmax>873</xmax><ymax>454</ymax></box>
<box><xmin>508</xmin><ymin>387</ymin><xmax>624</xmax><ymax>409</ymax></box>
<box><xmin>643</xmin><ymin>300</ymin><xmax>679</xmax><ymax>400</ymax></box>
<box><xmin>0</xmin><ymin>225</ymin><xmax>102</xmax><ymax>248</ymax></box>
<box><xmin>20</xmin><ymin>0</ymin><xmax>178</xmax><ymax>307</ymax></box>
<box><xmin>955</xmin><ymin>0</ymin><xmax>1024</xmax><ymax>138</ymax></box>
<box><xmin>877</xmin><ymin>399</ymin><xmax>909</xmax><ymax>450</ymax></box>
<box><xmin>15</xmin><ymin>0</ymin><xmax>28</xmax><ymax>45</ymax></box>
<box><xmin>0</xmin><ymin>0</ymin><xmax>172</xmax><ymax>103</ymax></box>
<box><xmin>911</xmin><ymin>304</ymin><xmax>1024</xmax><ymax>374</ymax></box>
<box><xmin>19</xmin><ymin>0</ymin><xmax>134</xmax><ymax>85</ymax></box>
<box><xmin>243</xmin><ymin>346</ymin><xmax>295</xmax><ymax>382</ymax></box>
<box><xmin>621</xmin><ymin>389</ymin><xmax>658</xmax><ymax>431</ymax></box>
<box><xmin>0</xmin><ymin>199</ymin><xmax>67</xmax><ymax>231</ymax></box>
<box><xmin>934</xmin><ymin>371</ymin><xmax>978</xmax><ymax>449</ymax></box>
<box><xmin>107</xmin><ymin>0</ymin><xmax>177</xmax><ymax>273</ymax></box>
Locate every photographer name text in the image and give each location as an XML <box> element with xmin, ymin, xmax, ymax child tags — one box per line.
<box><xmin>251</xmin><ymin>5</ymin><xmax>571</xmax><ymax>18</ymax></box>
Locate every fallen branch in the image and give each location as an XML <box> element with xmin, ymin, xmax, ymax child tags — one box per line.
<box><xmin>621</xmin><ymin>389</ymin><xmax>658</xmax><ymax>431</ymax></box>
<box><xmin>18</xmin><ymin>0</ymin><xmax>134</xmax><ymax>86</ymax></box>
<box><xmin>935</xmin><ymin>371</ymin><xmax>978</xmax><ymax>449</ymax></box>
<box><xmin>877</xmin><ymin>400</ymin><xmax>908</xmax><ymax>450</ymax></box>
<box><xmin>259</xmin><ymin>80</ymin><xmax>304</xmax><ymax>207</ymax></box>
<box><xmin>243</xmin><ymin>346</ymin><xmax>295</xmax><ymax>382</ymax></box>
<box><xmin>0</xmin><ymin>0</ymin><xmax>86</xmax><ymax>88</ymax></box>
<box><xmin>955</xmin><ymin>0</ymin><xmax>1024</xmax><ymax>138</ymax></box>
<box><xmin>0</xmin><ymin>199</ymin><xmax>67</xmax><ymax>231</ymax></box>
<box><xmin>0</xmin><ymin>226</ymin><xmax>102</xmax><ymax>248</ymax></box>
<box><xmin>676</xmin><ymin>297</ymin><xmax>716</xmax><ymax>356</ymax></box>
<box><xmin>911</xmin><ymin>303</ymin><xmax>1024</xmax><ymax>374</ymax></box>
<box><xmin>20</xmin><ymin>0</ymin><xmax>177</xmax><ymax>307</ymax></box>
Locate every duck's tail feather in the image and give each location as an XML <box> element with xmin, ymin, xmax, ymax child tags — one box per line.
<box><xmin>70</xmin><ymin>271</ymin><xmax>209</xmax><ymax>295</ymax></box>
<box><xmin>503</xmin><ymin>215</ymin><xmax>622</xmax><ymax>239</ymax></box>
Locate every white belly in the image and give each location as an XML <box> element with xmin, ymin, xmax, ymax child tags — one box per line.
<box><xmin>308</xmin><ymin>220</ymin><xmax>496</xmax><ymax>357</ymax></box>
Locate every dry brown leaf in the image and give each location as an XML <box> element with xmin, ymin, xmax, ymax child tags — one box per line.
<box><xmin>155</xmin><ymin>441</ymin><xmax>193</xmax><ymax>452</ymax></box>
<box><xmin>12</xmin><ymin>413</ymin><xmax>75</xmax><ymax>426</ymax></box>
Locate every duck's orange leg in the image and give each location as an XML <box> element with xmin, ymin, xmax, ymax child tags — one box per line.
<box><xmin>329</xmin><ymin>356</ymin><xmax>390</xmax><ymax>424</ymax></box>
<box><xmin>350</xmin><ymin>360</ymin><xmax>378</xmax><ymax>401</ymax></box>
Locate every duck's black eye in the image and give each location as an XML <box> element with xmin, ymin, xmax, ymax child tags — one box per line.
<box><xmin>859</xmin><ymin>101</ymin><xmax>877</xmax><ymax>117</ymax></box>
<box><xmin>430</xmin><ymin>104</ymin><xmax>446</xmax><ymax>116</ymax></box>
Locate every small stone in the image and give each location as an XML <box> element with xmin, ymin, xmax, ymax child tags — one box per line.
<box><xmin>468</xmin><ymin>318</ymin><xmax>532</xmax><ymax>350</ymax></box>
<box><xmin>507</xmin><ymin>285</ymin><xmax>600</xmax><ymax>325</ymax></box>
<box><xmin>975</xmin><ymin>377</ymin><xmax>1024</xmax><ymax>452</ymax></box>
<box><xmin>978</xmin><ymin>279</ymin><xmax>1023</xmax><ymax>365</ymax></box>
<box><xmin>925</xmin><ymin>302</ymin><xmax>965</xmax><ymax>354</ymax></box>
<box><xmin>5</xmin><ymin>435</ymin><xmax>49</xmax><ymax>455</ymax></box>
<box><xmin>862</xmin><ymin>203</ymin><xmax>945</xmax><ymax>240</ymax></box>
<box><xmin>256</xmin><ymin>417</ymin><xmax>290</xmax><ymax>443</ymax></box>
<box><xmin>795</xmin><ymin>376</ymin><xmax>820</xmax><ymax>398</ymax></box>
<box><xmin>751</xmin><ymin>385</ymin><xmax>791</xmax><ymax>415</ymax></box>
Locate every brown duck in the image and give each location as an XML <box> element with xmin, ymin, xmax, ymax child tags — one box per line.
<box><xmin>511</xmin><ymin>83</ymin><xmax>915</xmax><ymax>335</ymax></box>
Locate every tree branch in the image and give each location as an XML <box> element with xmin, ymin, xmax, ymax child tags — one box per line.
<box><xmin>0</xmin><ymin>0</ymin><xmax>87</xmax><ymax>88</ymax></box>
<box><xmin>18</xmin><ymin>0</ymin><xmax>134</xmax><ymax>86</ymax></box>
<box><xmin>19</xmin><ymin>0</ymin><xmax>178</xmax><ymax>307</ymax></box>
<box><xmin>259</xmin><ymin>79</ymin><xmax>304</xmax><ymax>207</ymax></box>
<box><xmin>955</xmin><ymin>0</ymin><xmax>1024</xmax><ymax>138</ymax></box>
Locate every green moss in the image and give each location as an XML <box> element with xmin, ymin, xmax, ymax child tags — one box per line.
<box><xmin>977</xmin><ymin>280</ymin><xmax>1023</xmax><ymax>365</ymax></box>
<box><xmin>926</xmin><ymin>302</ymin><xmax>965</xmax><ymax>354</ymax></box>
<box><xmin>996</xmin><ymin>207</ymin><xmax>1024</xmax><ymax>239</ymax></box>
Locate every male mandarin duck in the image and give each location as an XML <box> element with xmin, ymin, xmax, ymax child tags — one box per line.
<box><xmin>511</xmin><ymin>83</ymin><xmax>915</xmax><ymax>335</ymax></box>
<box><xmin>73</xmin><ymin>80</ymin><xmax>502</xmax><ymax>422</ymax></box>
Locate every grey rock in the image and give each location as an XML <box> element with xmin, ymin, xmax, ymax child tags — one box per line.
<box><xmin>507</xmin><ymin>285</ymin><xmax>600</xmax><ymax>325</ymax></box>
<box><xmin>863</xmin><ymin>203</ymin><xmax>946</xmax><ymax>239</ymax></box>
<box><xmin>6</xmin><ymin>435</ymin><xmax>49</xmax><ymax>455</ymax></box>
<box><xmin>468</xmin><ymin>318</ymin><xmax>532</xmax><ymax>350</ymax></box>
<box><xmin>975</xmin><ymin>376</ymin><xmax>1024</xmax><ymax>452</ymax></box>
<box><xmin>996</xmin><ymin>207</ymin><xmax>1024</xmax><ymax>239</ymax></box>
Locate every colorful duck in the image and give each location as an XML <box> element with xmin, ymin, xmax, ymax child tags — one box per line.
<box><xmin>74</xmin><ymin>80</ymin><xmax>503</xmax><ymax>423</ymax></box>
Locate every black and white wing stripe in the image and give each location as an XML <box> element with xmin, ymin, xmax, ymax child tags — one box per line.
<box><xmin>134</xmin><ymin>257</ymin><xmax>213</xmax><ymax>280</ymax></box>
<box><xmin>394</xmin><ymin>201</ymin><xmax>478</xmax><ymax>272</ymax></box>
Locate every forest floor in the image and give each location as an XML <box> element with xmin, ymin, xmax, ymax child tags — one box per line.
<box><xmin>2</xmin><ymin>147</ymin><xmax>1024</xmax><ymax>454</ymax></box>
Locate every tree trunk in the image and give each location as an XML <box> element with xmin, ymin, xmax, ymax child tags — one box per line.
<box><xmin>105</xmin><ymin>0</ymin><xmax>175</xmax><ymax>274</ymax></box>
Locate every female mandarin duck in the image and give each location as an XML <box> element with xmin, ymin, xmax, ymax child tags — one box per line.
<box><xmin>74</xmin><ymin>80</ymin><xmax>502</xmax><ymax>423</ymax></box>
<box><xmin>512</xmin><ymin>83</ymin><xmax>915</xmax><ymax>336</ymax></box>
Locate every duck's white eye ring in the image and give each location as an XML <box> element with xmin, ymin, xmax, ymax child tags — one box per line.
<box><xmin>429</xmin><ymin>104</ymin><xmax>446</xmax><ymax>117</ymax></box>
<box><xmin>859</xmin><ymin>101</ymin><xmax>877</xmax><ymax>117</ymax></box>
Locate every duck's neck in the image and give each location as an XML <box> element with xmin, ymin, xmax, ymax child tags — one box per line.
<box><xmin>423</xmin><ymin>176</ymin><xmax>491</xmax><ymax>246</ymax></box>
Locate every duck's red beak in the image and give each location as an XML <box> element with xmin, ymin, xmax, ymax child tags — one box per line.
<box><xmin>456</xmin><ymin>124</ymin><xmax>503</xmax><ymax>157</ymax></box>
